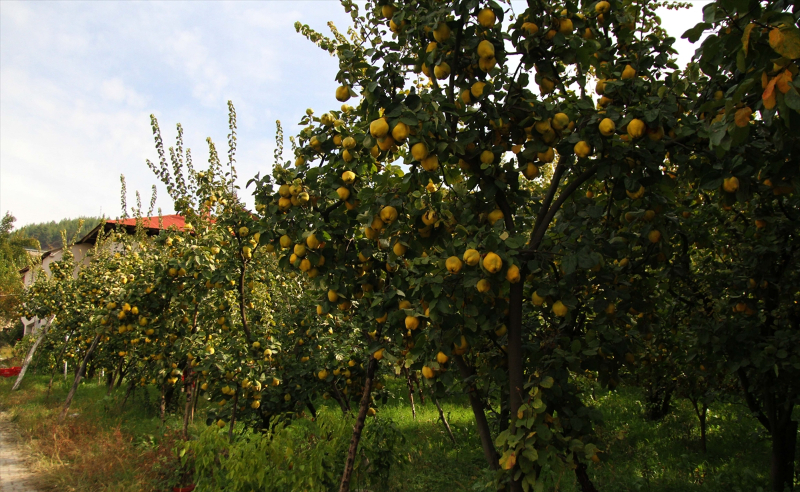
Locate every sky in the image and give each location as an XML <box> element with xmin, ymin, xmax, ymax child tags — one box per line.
<box><xmin>0</xmin><ymin>1</ymin><xmax>708</xmax><ymax>228</ymax></box>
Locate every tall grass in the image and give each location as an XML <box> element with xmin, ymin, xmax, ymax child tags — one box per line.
<box><xmin>0</xmin><ymin>375</ymin><xmax>777</xmax><ymax>492</ymax></box>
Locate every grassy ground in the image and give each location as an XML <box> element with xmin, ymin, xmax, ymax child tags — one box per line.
<box><xmin>349</xmin><ymin>383</ymin><xmax>490</xmax><ymax>491</ymax></box>
<box><xmin>0</xmin><ymin>373</ymin><xmax>186</xmax><ymax>491</ymax></box>
<box><xmin>0</xmin><ymin>372</ymin><xmax>779</xmax><ymax>492</ymax></box>
<box><xmin>586</xmin><ymin>388</ymin><xmax>772</xmax><ymax>492</ymax></box>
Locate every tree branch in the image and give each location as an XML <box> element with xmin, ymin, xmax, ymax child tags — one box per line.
<box><xmin>527</xmin><ymin>163</ymin><xmax>599</xmax><ymax>252</ymax></box>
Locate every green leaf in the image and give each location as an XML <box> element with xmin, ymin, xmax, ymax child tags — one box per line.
<box><xmin>522</xmin><ymin>447</ymin><xmax>539</xmax><ymax>463</ymax></box>
<box><xmin>702</xmin><ymin>4</ymin><xmax>717</xmax><ymax>23</ymax></box>
<box><xmin>562</xmin><ymin>255</ymin><xmax>578</xmax><ymax>274</ymax></box>
<box><xmin>683</xmin><ymin>23</ymin><xmax>711</xmax><ymax>43</ymax></box>
<box><xmin>736</xmin><ymin>49</ymin><xmax>746</xmax><ymax>73</ymax></box>
<box><xmin>784</xmin><ymin>86</ymin><xmax>800</xmax><ymax>111</ymax></box>
<box><xmin>540</xmin><ymin>376</ymin><xmax>554</xmax><ymax>388</ymax></box>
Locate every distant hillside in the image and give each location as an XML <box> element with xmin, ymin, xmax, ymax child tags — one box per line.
<box><xmin>17</xmin><ymin>217</ymin><xmax>103</xmax><ymax>251</ymax></box>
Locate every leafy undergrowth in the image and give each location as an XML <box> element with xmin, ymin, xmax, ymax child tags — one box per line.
<box><xmin>0</xmin><ymin>375</ymin><xmax>778</xmax><ymax>492</ymax></box>
<box><xmin>586</xmin><ymin>386</ymin><xmax>773</xmax><ymax>492</ymax></box>
<box><xmin>0</xmin><ymin>374</ymin><xmax>186</xmax><ymax>492</ymax></box>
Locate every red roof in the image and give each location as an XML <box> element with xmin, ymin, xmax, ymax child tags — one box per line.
<box><xmin>107</xmin><ymin>214</ymin><xmax>186</xmax><ymax>231</ymax></box>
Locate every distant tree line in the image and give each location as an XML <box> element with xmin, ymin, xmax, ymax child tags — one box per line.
<box><xmin>17</xmin><ymin>216</ymin><xmax>102</xmax><ymax>251</ymax></box>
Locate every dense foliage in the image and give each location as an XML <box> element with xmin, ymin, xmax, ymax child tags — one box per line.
<box><xmin>11</xmin><ymin>0</ymin><xmax>799</xmax><ymax>491</ymax></box>
<box><xmin>0</xmin><ymin>213</ymin><xmax>39</xmax><ymax>330</ymax></box>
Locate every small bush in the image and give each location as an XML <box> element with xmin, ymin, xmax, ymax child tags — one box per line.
<box><xmin>186</xmin><ymin>408</ymin><xmax>411</xmax><ymax>492</ymax></box>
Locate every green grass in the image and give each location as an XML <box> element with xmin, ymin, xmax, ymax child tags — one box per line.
<box><xmin>350</xmin><ymin>380</ymin><xmax>491</xmax><ymax>491</ymax></box>
<box><xmin>0</xmin><ymin>373</ymin><xmax>190</xmax><ymax>491</ymax></box>
<box><xmin>586</xmin><ymin>386</ymin><xmax>772</xmax><ymax>492</ymax></box>
<box><xmin>0</xmin><ymin>373</ymin><xmax>780</xmax><ymax>492</ymax></box>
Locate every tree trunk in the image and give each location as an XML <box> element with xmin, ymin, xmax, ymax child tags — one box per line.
<box><xmin>228</xmin><ymin>389</ymin><xmax>239</xmax><ymax>443</ymax></box>
<box><xmin>455</xmin><ymin>355</ymin><xmax>499</xmax><ymax>470</ymax></box>
<box><xmin>690</xmin><ymin>398</ymin><xmax>708</xmax><ymax>453</ymax></box>
<box><xmin>413</xmin><ymin>371</ymin><xmax>426</xmax><ymax>405</ymax></box>
<box><xmin>12</xmin><ymin>318</ymin><xmax>52</xmax><ymax>391</ymax></box>
<box><xmin>115</xmin><ymin>359</ymin><xmax>128</xmax><ymax>388</ymax></box>
<box><xmin>738</xmin><ymin>370</ymin><xmax>797</xmax><ymax>491</ymax></box>
<box><xmin>403</xmin><ymin>367</ymin><xmax>417</xmax><ymax>419</ymax></box>
<box><xmin>182</xmin><ymin>371</ymin><xmax>194</xmax><ymax>440</ymax></box>
<box><xmin>645</xmin><ymin>382</ymin><xmax>673</xmax><ymax>421</ymax></box>
<box><xmin>432</xmin><ymin>393</ymin><xmax>456</xmax><ymax>444</ymax></box>
<box><xmin>507</xmin><ymin>281</ymin><xmax>525</xmax><ymax>492</ymax></box>
<box><xmin>58</xmin><ymin>333</ymin><xmax>101</xmax><ymax>423</ymax></box>
<box><xmin>47</xmin><ymin>329</ymin><xmax>74</xmax><ymax>398</ymax></box>
<box><xmin>236</xmin><ymin>262</ymin><xmax>254</xmax><ymax>346</ymax></box>
<box><xmin>699</xmin><ymin>405</ymin><xmax>707</xmax><ymax>453</ymax></box>
<box><xmin>160</xmin><ymin>383</ymin><xmax>167</xmax><ymax>427</ymax></box>
<box><xmin>770</xmin><ymin>419</ymin><xmax>797</xmax><ymax>492</ymax></box>
<box><xmin>106</xmin><ymin>369</ymin><xmax>115</xmax><ymax>394</ymax></box>
<box><xmin>573</xmin><ymin>453</ymin><xmax>599</xmax><ymax>492</ymax></box>
<box><xmin>121</xmin><ymin>378</ymin><xmax>136</xmax><ymax>409</ymax></box>
<box><xmin>499</xmin><ymin>383</ymin><xmax>510</xmax><ymax>434</ymax></box>
<box><xmin>108</xmin><ymin>357</ymin><xmax>123</xmax><ymax>395</ymax></box>
<box><xmin>306</xmin><ymin>401</ymin><xmax>318</xmax><ymax>419</ymax></box>
<box><xmin>331</xmin><ymin>382</ymin><xmax>351</xmax><ymax>414</ymax></box>
<box><xmin>191</xmin><ymin>380</ymin><xmax>200</xmax><ymax>422</ymax></box>
<box><xmin>338</xmin><ymin>355</ymin><xmax>378</xmax><ymax>492</ymax></box>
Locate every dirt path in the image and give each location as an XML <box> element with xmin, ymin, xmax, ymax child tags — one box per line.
<box><xmin>0</xmin><ymin>411</ymin><xmax>40</xmax><ymax>492</ymax></box>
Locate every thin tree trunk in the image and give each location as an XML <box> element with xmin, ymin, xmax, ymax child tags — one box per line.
<box><xmin>115</xmin><ymin>359</ymin><xmax>129</xmax><ymax>389</ymax></box>
<box><xmin>191</xmin><ymin>380</ymin><xmax>200</xmax><ymax>422</ymax></box>
<box><xmin>331</xmin><ymin>381</ymin><xmax>351</xmax><ymax>413</ymax></box>
<box><xmin>57</xmin><ymin>333</ymin><xmax>101</xmax><ymax>423</ymax></box>
<box><xmin>507</xmin><ymin>281</ymin><xmax>525</xmax><ymax>492</ymax></box>
<box><xmin>573</xmin><ymin>453</ymin><xmax>599</xmax><ymax>492</ymax></box>
<box><xmin>699</xmin><ymin>408</ymin><xmax>707</xmax><ymax>453</ymax></box>
<box><xmin>236</xmin><ymin>262</ymin><xmax>254</xmax><ymax>346</ymax></box>
<box><xmin>182</xmin><ymin>371</ymin><xmax>193</xmax><ymax>440</ymax></box>
<box><xmin>432</xmin><ymin>393</ymin><xmax>455</xmax><ymax>444</ymax></box>
<box><xmin>12</xmin><ymin>317</ymin><xmax>52</xmax><ymax>391</ymax></box>
<box><xmin>338</xmin><ymin>354</ymin><xmax>379</xmax><ymax>492</ymax></box>
<box><xmin>770</xmin><ymin>419</ymin><xmax>797</xmax><ymax>492</ymax></box>
<box><xmin>47</xmin><ymin>328</ymin><xmax>74</xmax><ymax>398</ymax></box>
<box><xmin>455</xmin><ymin>355</ymin><xmax>499</xmax><ymax>470</ymax></box>
<box><xmin>228</xmin><ymin>389</ymin><xmax>239</xmax><ymax>443</ymax></box>
<box><xmin>738</xmin><ymin>370</ymin><xmax>797</xmax><ymax>491</ymax></box>
<box><xmin>160</xmin><ymin>383</ymin><xmax>167</xmax><ymax>427</ymax></box>
<box><xmin>403</xmin><ymin>367</ymin><xmax>417</xmax><ymax>419</ymax></box>
<box><xmin>121</xmin><ymin>378</ymin><xmax>136</xmax><ymax>409</ymax></box>
<box><xmin>413</xmin><ymin>371</ymin><xmax>425</xmax><ymax>405</ymax></box>
<box><xmin>108</xmin><ymin>357</ymin><xmax>123</xmax><ymax>395</ymax></box>
<box><xmin>306</xmin><ymin>401</ymin><xmax>318</xmax><ymax>419</ymax></box>
<box><xmin>106</xmin><ymin>370</ymin><xmax>114</xmax><ymax>394</ymax></box>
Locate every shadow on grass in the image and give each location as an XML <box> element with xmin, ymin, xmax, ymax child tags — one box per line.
<box><xmin>0</xmin><ymin>375</ymin><xmax>778</xmax><ymax>492</ymax></box>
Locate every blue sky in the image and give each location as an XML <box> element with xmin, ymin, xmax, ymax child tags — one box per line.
<box><xmin>0</xmin><ymin>1</ymin><xmax>707</xmax><ymax>227</ymax></box>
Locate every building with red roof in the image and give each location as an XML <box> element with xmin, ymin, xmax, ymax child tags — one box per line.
<box><xmin>19</xmin><ymin>215</ymin><xmax>186</xmax><ymax>335</ymax></box>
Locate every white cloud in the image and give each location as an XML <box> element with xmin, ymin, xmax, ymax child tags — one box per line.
<box><xmin>0</xmin><ymin>1</ymin><xmax>351</xmax><ymax>226</ymax></box>
<box><xmin>1</xmin><ymin>1</ymin><xmax>706</xmax><ymax>228</ymax></box>
<box><xmin>100</xmin><ymin>78</ymin><xmax>147</xmax><ymax>107</ymax></box>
